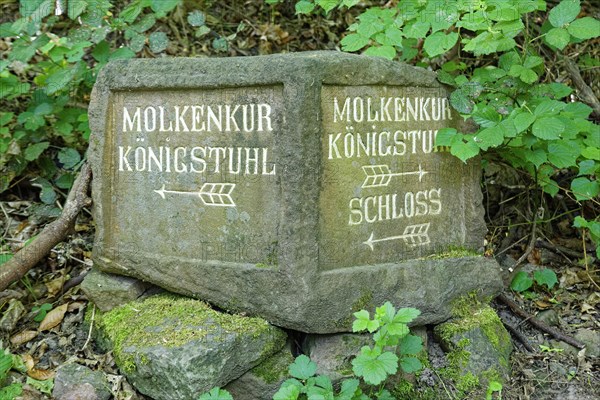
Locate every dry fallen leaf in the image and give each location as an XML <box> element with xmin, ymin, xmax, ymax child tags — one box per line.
<box><xmin>68</xmin><ymin>301</ymin><xmax>86</xmax><ymax>313</ymax></box>
<box><xmin>45</xmin><ymin>276</ymin><xmax>65</xmax><ymax>297</ymax></box>
<box><xmin>27</xmin><ymin>368</ymin><xmax>55</xmax><ymax>380</ymax></box>
<box><xmin>38</xmin><ymin>303</ymin><xmax>68</xmax><ymax>331</ymax></box>
<box><xmin>22</xmin><ymin>354</ymin><xmax>34</xmax><ymax>371</ymax></box>
<box><xmin>10</xmin><ymin>330</ymin><xmax>38</xmax><ymax>346</ymax></box>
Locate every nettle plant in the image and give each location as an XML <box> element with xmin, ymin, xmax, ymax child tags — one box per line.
<box><xmin>288</xmin><ymin>0</ymin><xmax>600</xmax><ymax>256</ymax></box>
<box><xmin>0</xmin><ymin>0</ymin><xmax>224</xmax><ymax>202</ymax></box>
<box><xmin>200</xmin><ymin>302</ymin><xmax>423</xmax><ymax>400</ymax></box>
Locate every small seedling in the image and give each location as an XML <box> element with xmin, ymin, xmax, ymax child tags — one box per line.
<box><xmin>32</xmin><ymin>303</ymin><xmax>53</xmax><ymax>322</ymax></box>
<box><xmin>510</xmin><ymin>268</ymin><xmax>558</xmax><ymax>293</ymax></box>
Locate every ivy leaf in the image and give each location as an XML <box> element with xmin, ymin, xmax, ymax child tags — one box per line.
<box><xmin>510</xmin><ymin>271</ymin><xmax>533</xmax><ymax>292</ymax></box>
<box><xmin>567</xmin><ymin>17</ymin><xmax>600</xmax><ymax>40</ymax></box>
<box><xmin>341</xmin><ymin>33</ymin><xmax>370</xmax><ymax>52</ymax></box>
<box><xmin>198</xmin><ymin>387</ymin><xmax>234</xmax><ymax>400</ymax></box>
<box><xmin>288</xmin><ymin>355</ymin><xmax>317</xmax><ymax>380</ymax></box>
<box><xmin>423</xmin><ymin>31</ymin><xmax>458</xmax><ymax>57</ymax></box>
<box><xmin>547</xmin><ymin>140</ymin><xmax>580</xmax><ymax>168</ymax></box>
<box><xmin>571</xmin><ymin>177</ymin><xmax>600</xmax><ymax>201</ymax></box>
<box><xmin>399</xmin><ymin>334</ymin><xmax>423</xmax><ymax>355</ymax></box>
<box><xmin>532</xmin><ymin>117</ymin><xmax>564</xmax><ymax>139</ymax></box>
<box><xmin>364</xmin><ymin>45</ymin><xmax>396</xmax><ymax>60</ymax></box>
<box><xmin>352</xmin><ymin>351</ymin><xmax>398</xmax><ymax>385</ymax></box>
<box><xmin>545</xmin><ymin>27</ymin><xmax>571</xmax><ymax>50</ymax></box>
<box><xmin>295</xmin><ymin>1</ymin><xmax>315</xmax><ymax>14</ymax></box>
<box><xmin>533</xmin><ymin>268</ymin><xmax>558</xmax><ymax>290</ymax></box>
<box><xmin>399</xmin><ymin>356</ymin><xmax>422</xmax><ymax>373</ymax></box>
<box><xmin>548</xmin><ymin>0</ymin><xmax>580</xmax><ymax>27</ymax></box>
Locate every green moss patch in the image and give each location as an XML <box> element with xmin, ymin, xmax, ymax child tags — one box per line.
<box><xmin>94</xmin><ymin>293</ymin><xmax>283</xmax><ymax>372</ymax></box>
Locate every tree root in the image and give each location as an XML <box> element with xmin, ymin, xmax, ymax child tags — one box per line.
<box><xmin>0</xmin><ymin>163</ymin><xmax>92</xmax><ymax>292</ymax></box>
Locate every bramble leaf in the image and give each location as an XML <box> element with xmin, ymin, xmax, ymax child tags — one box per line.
<box><xmin>567</xmin><ymin>17</ymin><xmax>600</xmax><ymax>40</ymax></box>
<box><xmin>533</xmin><ymin>268</ymin><xmax>558</xmax><ymax>290</ymax></box>
<box><xmin>548</xmin><ymin>0</ymin><xmax>580</xmax><ymax>27</ymax></box>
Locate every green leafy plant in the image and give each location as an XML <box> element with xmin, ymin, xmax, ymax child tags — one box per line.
<box><xmin>486</xmin><ymin>380</ymin><xmax>503</xmax><ymax>400</ymax></box>
<box><xmin>31</xmin><ymin>303</ymin><xmax>53</xmax><ymax>322</ymax></box>
<box><xmin>510</xmin><ymin>268</ymin><xmax>558</xmax><ymax>292</ymax></box>
<box><xmin>289</xmin><ymin>0</ymin><xmax>599</xmax><ymax>263</ymax></box>
<box><xmin>0</xmin><ymin>347</ymin><xmax>24</xmax><ymax>399</ymax></box>
<box><xmin>199</xmin><ymin>302</ymin><xmax>423</xmax><ymax>400</ymax></box>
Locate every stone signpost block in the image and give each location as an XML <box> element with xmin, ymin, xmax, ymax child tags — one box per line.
<box><xmin>89</xmin><ymin>52</ymin><xmax>502</xmax><ymax>333</ymax></box>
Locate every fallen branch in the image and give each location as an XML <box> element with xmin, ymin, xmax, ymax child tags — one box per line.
<box><xmin>561</xmin><ymin>55</ymin><xmax>600</xmax><ymax>118</ymax></box>
<box><xmin>0</xmin><ymin>163</ymin><xmax>92</xmax><ymax>292</ymax></box>
<box><xmin>499</xmin><ymin>314</ymin><xmax>535</xmax><ymax>352</ymax></box>
<box><xmin>497</xmin><ymin>292</ymin><xmax>585</xmax><ymax>350</ymax></box>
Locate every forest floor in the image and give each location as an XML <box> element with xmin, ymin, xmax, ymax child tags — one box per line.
<box><xmin>1</xmin><ymin>1</ymin><xmax>599</xmax><ymax>399</ymax></box>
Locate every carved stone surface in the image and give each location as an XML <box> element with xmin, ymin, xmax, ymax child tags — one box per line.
<box><xmin>89</xmin><ymin>52</ymin><xmax>502</xmax><ymax>333</ymax></box>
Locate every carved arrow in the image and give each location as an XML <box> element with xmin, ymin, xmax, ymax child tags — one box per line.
<box><xmin>361</xmin><ymin>164</ymin><xmax>428</xmax><ymax>188</ymax></box>
<box><xmin>154</xmin><ymin>183</ymin><xmax>236</xmax><ymax>207</ymax></box>
<box><xmin>364</xmin><ymin>223</ymin><xmax>431</xmax><ymax>251</ymax></box>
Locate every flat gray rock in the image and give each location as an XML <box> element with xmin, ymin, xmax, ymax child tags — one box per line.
<box><xmin>81</xmin><ymin>267</ymin><xmax>152</xmax><ymax>311</ymax></box>
<box><xmin>94</xmin><ymin>294</ymin><xmax>287</xmax><ymax>400</ymax></box>
<box><xmin>89</xmin><ymin>52</ymin><xmax>502</xmax><ymax>333</ymax></box>
<box><xmin>52</xmin><ymin>363</ymin><xmax>111</xmax><ymax>400</ymax></box>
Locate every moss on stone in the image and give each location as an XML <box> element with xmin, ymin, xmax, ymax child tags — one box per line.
<box><xmin>392</xmin><ymin>380</ymin><xmax>437</xmax><ymax>400</ymax></box>
<box><xmin>94</xmin><ymin>293</ymin><xmax>282</xmax><ymax>373</ymax></box>
<box><xmin>335</xmin><ymin>290</ymin><xmax>373</xmax><ymax>328</ymax></box>
<box><xmin>421</xmin><ymin>247</ymin><xmax>481</xmax><ymax>260</ymax></box>
<box><xmin>252</xmin><ymin>349</ymin><xmax>293</xmax><ymax>384</ymax></box>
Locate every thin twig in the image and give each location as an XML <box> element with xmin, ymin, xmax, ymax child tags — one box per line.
<box><xmin>80</xmin><ymin>304</ymin><xmax>95</xmax><ymax>352</ymax></box>
<box><xmin>497</xmin><ymin>293</ymin><xmax>585</xmax><ymax>350</ymax></box>
<box><xmin>499</xmin><ymin>315</ymin><xmax>535</xmax><ymax>352</ymax></box>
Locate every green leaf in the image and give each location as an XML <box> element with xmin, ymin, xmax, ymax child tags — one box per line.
<box><xmin>120</xmin><ymin>2</ymin><xmax>142</xmax><ymax>23</ymax></box>
<box><xmin>510</xmin><ymin>271</ymin><xmax>533</xmax><ymax>292</ymax></box>
<box><xmin>24</xmin><ymin>142</ymin><xmax>50</xmax><ymax>161</ymax></box>
<box><xmin>399</xmin><ymin>334</ymin><xmax>423</xmax><ymax>355</ymax></box>
<box><xmin>450</xmin><ymin>90</ymin><xmax>474</xmax><ymax>114</ymax></box>
<box><xmin>535</xmin><ymin>100</ymin><xmax>566</xmax><ymax>116</ymax></box>
<box><xmin>394</xmin><ymin>308</ymin><xmax>420</xmax><ymax>324</ymax></box>
<box><xmin>547</xmin><ymin>140</ymin><xmax>580</xmax><ymax>168</ymax></box>
<box><xmin>450</xmin><ymin>139</ymin><xmax>480</xmax><ymax>162</ymax></box>
<box><xmin>533</xmin><ymin>268</ymin><xmax>558</xmax><ymax>289</ymax></box>
<box><xmin>289</xmin><ymin>355</ymin><xmax>317</xmax><ymax>380</ymax></box>
<box><xmin>524</xmin><ymin>148</ymin><xmax>547</xmax><ymax>168</ymax></box>
<box><xmin>338</xmin><ymin>379</ymin><xmax>361</xmax><ymax>399</ymax></box>
<box><xmin>571</xmin><ymin>177</ymin><xmax>600</xmax><ymax>201</ymax></box>
<box><xmin>55</xmin><ymin>173</ymin><xmax>74</xmax><ymax>190</ymax></box>
<box><xmin>400</xmin><ymin>356</ymin><xmax>422</xmax><ymax>373</ymax></box>
<box><xmin>188</xmin><ymin>10</ymin><xmax>206</xmax><ymax>27</ymax></box>
<box><xmin>26</xmin><ymin>377</ymin><xmax>53</xmax><ymax>395</ymax></box>
<box><xmin>0</xmin><ymin>383</ymin><xmax>23</xmax><ymax>399</ymax></box>
<box><xmin>548</xmin><ymin>0</ymin><xmax>580</xmax><ymax>27</ymax></box>
<box><xmin>295</xmin><ymin>1</ymin><xmax>315</xmax><ymax>14</ymax></box>
<box><xmin>513</xmin><ymin>112</ymin><xmax>536</xmax><ymax>133</ymax></box>
<box><xmin>110</xmin><ymin>47</ymin><xmax>136</xmax><ymax>61</ymax></box>
<box><xmin>581</xmin><ymin>147</ymin><xmax>600</xmax><ymax>160</ymax></box>
<box><xmin>149</xmin><ymin>31</ymin><xmax>169</xmax><ymax>53</ymax></box>
<box><xmin>58</xmin><ymin>148</ymin><xmax>81</xmax><ymax>169</ymax></box>
<box><xmin>545</xmin><ymin>27</ymin><xmax>571</xmax><ymax>49</ymax></box>
<box><xmin>567</xmin><ymin>17</ymin><xmax>600</xmax><ymax>40</ymax></box>
<box><xmin>578</xmin><ymin>160</ymin><xmax>597</xmax><ymax>175</ymax></box>
<box><xmin>67</xmin><ymin>0</ymin><xmax>88</xmax><ymax>20</ymax></box>
<box><xmin>385</xmin><ymin>26</ymin><xmax>403</xmax><ymax>44</ymax></box>
<box><xmin>273</xmin><ymin>383</ymin><xmax>301</xmax><ymax>400</ymax></box>
<box><xmin>317</xmin><ymin>0</ymin><xmax>338</xmax><ymax>13</ymax></box>
<box><xmin>423</xmin><ymin>31</ymin><xmax>458</xmax><ymax>57</ymax></box>
<box><xmin>0</xmin><ymin>253</ymin><xmax>13</xmax><ymax>266</ymax></box>
<box><xmin>198</xmin><ymin>387</ymin><xmax>234</xmax><ymax>400</ymax></box>
<box><xmin>476</xmin><ymin>125</ymin><xmax>504</xmax><ymax>150</ymax></box>
<box><xmin>364</xmin><ymin>45</ymin><xmax>396</xmax><ymax>60</ymax></box>
<box><xmin>404</xmin><ymin>21</ymin><xmax>430</xmax><ymax>39</ymax></box>
<box><xmin>352</xmin><ymin>351</ymin><xmax>398</xmax><ymax>385</ymax></box>
<box><xmin>45</xmin><ymin>66</ymin><xmax>77</xmax><ymax>95</ymax></box>
<box><xmin>150</xmin><ymin>0</ymin><xmax>179</xmax><ymax>14</ymax></box>
<box><xmin>92</xmin><ymin>40</ymin><xmax>110</xmax><ymax>63</ymax></box>
<box><xmin>532</xmin><ymin>117</ymin><xmax>565</xmax><ymax>139</ymax></box>
<box><xmin>341</xmin><ymin>33</ymin><xmax>370</xmax><ymax>52</ymax></box>
<box><xmin>472</xmin><ymin>107</ymin><xmax>501</xmax><ymax>128</ymax></box>
<box><xmin>435</xmin><ymin>128</ymin><xmax>457</xmax><ymax>146</ymax></box>
<box><xmin>523</xmin><ymin>56</ymin><xmax>543</xmax><ymax>69</ymax></box>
